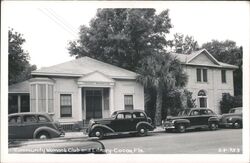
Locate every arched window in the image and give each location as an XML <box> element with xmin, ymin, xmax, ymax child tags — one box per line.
<box><xmin>197</xmin><ymin>90</ymin><xmax>207</xmax><ymax>108</ymax></box>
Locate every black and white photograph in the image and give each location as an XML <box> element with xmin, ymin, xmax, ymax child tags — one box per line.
<box><xmin>1</xmin><ymin>1</ymin><xmax>249</xmax><ymax>163</ymax></box>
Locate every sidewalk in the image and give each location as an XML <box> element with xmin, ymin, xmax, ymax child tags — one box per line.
<box><xmin>64</xmin><ymin>126</ymin><xmax>165</xmax><ymax>138</ymax></box>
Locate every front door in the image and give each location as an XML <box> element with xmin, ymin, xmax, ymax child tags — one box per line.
<box><xmin>85</xmin><ymin>90</ymin><xmax>103</xmax><ymax>122</ymax></box>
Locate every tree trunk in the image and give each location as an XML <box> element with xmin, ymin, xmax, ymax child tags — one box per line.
<box><xmin>154</xmin><ymin>87</ymin><xmax>163</xmax><ymax>126</ymax></box>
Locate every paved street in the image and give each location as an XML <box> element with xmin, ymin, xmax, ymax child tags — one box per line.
<box><xmin>99</xmin><ymin>129</ymin><xmax>242</xmax><ymax>154</ymax></box>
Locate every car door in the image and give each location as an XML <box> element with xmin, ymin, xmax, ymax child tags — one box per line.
<box><xmin>22</xmin><ymin>115</ymin><xmax>39</xmax><ymax>139</ymax></box>
<box><xmin>111</xmin><ymin>113</ymin><xmax>133</xmax><ymax>132</ymax></box>
<box><xmin>8</xmin><ymin>115</ymin><xmax>22</xmax><ymax>139</ymax></box>
<box><xmin>199</xmin><ymin>109</ymin><xmax>213</xmax><ymax>125</ymax></box>
<box><xmin>188</xmin><ymin>109</ymin><xmax>202</xmax><ymax>126</ymax></box>
<box><xmin>132</xmin><ymin>112</ymin><xmax>147</xmax><ymax>131</ymax></box>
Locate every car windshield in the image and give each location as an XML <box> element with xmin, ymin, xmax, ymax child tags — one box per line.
<box><xmin>111</xmin><ymin>112</ymin><xmax>117</xmax><ymax>118</ymax></box>
<box><xmin>178</xmin><ymin>109</ymin><xmax>190</xmax><ymax>116</ymax></box>
<box><xmin>229</xmin><ymin>108</ymin><xmax>242</xmax><ymax>114</ymax></box>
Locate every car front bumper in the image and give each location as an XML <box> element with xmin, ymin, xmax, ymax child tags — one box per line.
<box><xmin>219</xmin><ymin>122</ymin><xmax>233</xmax><ymax>128</ymax></box>
<box><xmin>163</xmin><ymin>122</ymin><xmax>175</xmax><ymax>129</ymax></box>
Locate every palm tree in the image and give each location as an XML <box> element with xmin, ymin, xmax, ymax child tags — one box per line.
<box><xmin>137</xmin><ymin>52</ymin><xmax>187</xmax><ymax>126</ymax></box>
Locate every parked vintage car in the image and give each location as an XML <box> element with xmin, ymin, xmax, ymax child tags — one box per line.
<box><xmin>163</xmin><ymin>108</ymin><xmax>219</xmax><ymax>133</ymax></box>
<box><xmin>9</xmin><ymin>137</ymin><xmax>105</xmax><ymax>154</ymax></box>
<box><xmin>86</xmin><ymin>110</ymin><xmax>155</xmax><ymax>139</ymax></box>
<box><xmin>9</xmin><ymin>112</ymin><xmax>64</xmax><ymax>139</ymax></box>
<box><xmin>219</xmin><ymin>107</ymin><xmax>242</xmax><ymax>129</ymax></box>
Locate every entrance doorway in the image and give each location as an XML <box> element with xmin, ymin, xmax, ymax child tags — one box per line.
<box><xmin>85</xmin><ymin>89</ymin><xmax>103</xmax><ymax>122</ymax></box>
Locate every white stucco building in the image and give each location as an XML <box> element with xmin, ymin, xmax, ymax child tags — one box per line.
<box><xmin>9</xmin><ymin>49</ymin><xmax>238</xmax><ymax>129</ymax></box>
<box><xmin>9</xmin><ymin>57</ymin><xmax>144</xmax><ymax>129</ymax></box>
<box><xmin>171</xmin><ymin>49</ymin><xmax>238</xmax><ymax>114</ymax></box>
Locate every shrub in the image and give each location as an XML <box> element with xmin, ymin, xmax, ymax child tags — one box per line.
<box><xmin>220</xmin><ymin>93</ymin><xmax>242</xmax><ymax>114</ymax></box>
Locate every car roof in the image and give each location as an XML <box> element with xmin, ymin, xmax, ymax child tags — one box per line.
<box><xmin>114</xmin><ymin>110</ymin><xmax>145</xmax><ymax>114</ymax></box>
<box><xmin>8</xmin><ymin>112</ymin><xmax>50</xmax><ymax>117</ymax></box>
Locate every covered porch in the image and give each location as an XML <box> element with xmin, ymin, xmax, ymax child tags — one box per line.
<box><xmin>77</xmin><ymin>71</ymin><xmax>115</xmax><ymax>125</ymax></box>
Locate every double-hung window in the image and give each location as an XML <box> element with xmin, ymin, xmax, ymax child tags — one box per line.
<box><xmin>197</xmin><ymin>68</ymin><xmax>208</xmax><ymax>82</ymax></box>
<box><xmin>221</xmin><ymin>70</ymin><xmax>227</xmax><ymax>83</ymax></box>
<box><xmin>124</xmin><ymin>95</ymin><xmax>133</xmax><ymax>110</ymax></box>
<box><xmin>60</xmin><ymin>94</ymin><xmax>72</xmax><ymax>117</ymax></box>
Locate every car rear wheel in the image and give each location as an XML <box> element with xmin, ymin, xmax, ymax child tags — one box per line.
<box><xmin>233</xmin><ymin>121</ymin><xmax>242</xmax><ymax>129</ymax></box>
<box><xmin>37</xmin><ymin>131</ymin><xmax>50</xmax><ymax>139</ymax></box>
<box><xmin>137</xmin><ymin>126</ymin><xmax>148</xmax><ymax>136</ymax></box>
<box><xmin>92</xmin><ymin>128</ymin><xmax>104</xmax><ymax>139</ymax></box>
<box><xmin>209</xmin><ymin>122</ymin><xmax>218</xmax><ymax>130</ymax></box>
<box><xmin>176</xmin><ymin>124</ymin><xmax>186</xmax><ymax>133</ymax></box>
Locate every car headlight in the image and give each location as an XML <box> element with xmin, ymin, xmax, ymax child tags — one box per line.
<box><xmin>228</xmin><ymin>117</ymin><xmax>233</xmax><ymax>122</ymax></box>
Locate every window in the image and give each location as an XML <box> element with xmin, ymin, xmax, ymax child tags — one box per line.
<box><xmin>48</xmin><ymin>85</ymin><xmax>54</xmax><ymax>113</ymax></box>
<box><xmin>124</xmin><ymin>113</ymin><xmax>132</xmax><ymax>119</ymax></box>
<box><xmin>38</xmin><ymin>84</ymin><xmax>46</xmax><ymax>112</ymax></box>
<box><xmin>221</xmin><ymin>70</ymin><xmax>226</xmax><ymax>83</ymax></box>
<box><xmin>190</xmin><ymin>110</ymin><xmax>200</xmax><ymax>116</ymax></box>
<box><xmin>38</xmin><ymin>115</ymin><xmax>49</xmax><ymax>122</ymax></box>
<box><xmin>117</xmin><ymin>113</ymin><xmax>124</xmax><ymax>119</ymax></box>
<box><xmin>197</xmin><ymin>68</ymin><xmax>208</xmax><ymax>82</ymax></box>
<box><xmin>23</xmin><ymin>115</ymin><xmax>37</xmax><ymax>123</ymax></box>
<box><xmin>60</xmin><ymin>94</ymin><xmax>72</xmax><ymax>117</ymax></box>
<box><xmin>103</xmin><ymin>88</ymin><xmax>109</xmax><ymax>110</ymax></box>
<box><xmin>9</xmin><ymin>116</ymin><xmax>21</xmax><ymax>124</ymax></box>
<box><xmin>29</xmin><ymin>82</ymin><xmax>54</xmax><ymax>113</ymax></box>
<box><xmin>199</xmin><ymin>98</ymin><xmax>207</xmax><ymax>108</ymax></box>
<box><xmin>124</xmin><ymin>95</ymin><xmax>133</xmax><ymax>110</ymax></box>
<box><xmin>133</xmin><ymin>112</ymin><xmax>146</xmax><ymax>118</ymax></box>
<box><xmin>203</xmin><ymin>69</ymin><xmax>207</xmax><ymax>82</ymax></box>
<box><xmin>198</xmin><ymin>90</ymin><xmax>207</xmax><ymax>108</ymax></box>
<box><xmin>30</xmin><ymin>84</ymin><xmax>36</xmax><ymax>112</ymax></box>
<box><xmin>197</xmin><ymin>69</ymin><xmax>201</xmax><ymax>82</ymax></box>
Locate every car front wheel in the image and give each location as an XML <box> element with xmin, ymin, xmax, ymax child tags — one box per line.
<box><xmin>92</xmin><ymin>128</ymin><xmax>104</xmax><ymax>139</ymax></box>
<box><xmin>36</xmin><ymin>131</ymin><xmax>50</xmax><ymax>139</ymax></box>
<box><xmin>233</xmin><ymin>121</ymin><xmax>242</xmax><ymax>129</ymax></box>
<box><xmin>176</xmin><ymin>124</ymin><xmax>186</xmax><ymax>133</ymax></box>
<box><xmin>137</xmin><ymin>126</ymin><xmax>148</xmax><ymax>136</ymax></box>
<box><xmin>209</xmin><ymin>122</ymin><xmax>218</xmax><ymax>130</ymax></box>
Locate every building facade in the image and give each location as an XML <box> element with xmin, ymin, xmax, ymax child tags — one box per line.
<box><xmin>171</xmin><ymin>49</ymin><xmax>238</xmax><ymax>114</ymax></box>
<box><xmin>9</xmin><ymin>49</ymin><xmax>238</xmax><ymax>128</ymax></box>
<box><xmin>9</xmin><ymin>57</ymin><xmax>144</xmax><ymax>128</ymax></box>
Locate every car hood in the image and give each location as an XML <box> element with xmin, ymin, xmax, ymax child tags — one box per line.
<box><xmin>9</xmin><ymin>138</ymin><xmax>105</xmax><ymax>154</ymax></box>
<box><xmin>221</xmin><ymin>113</ymin><xmax>242</xmax><ymax>118</ymax></box>
<box><xmin>92</xmin><ymin>118</ymin><xmax>114</xmax><ymax>123</ymax></box>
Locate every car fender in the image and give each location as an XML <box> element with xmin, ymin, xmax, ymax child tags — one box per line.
<box><xmin>208</xmin><ymin>117</ymin><xmax>219</xmax><ymax>123</ymax></box>
<box><xmin>173</xmin><ymin>119</ymin><xmax>190</xmax><ymax>126</ymax></box>
<box><xmin>91</xmin><ymin>124</ymin><xmax>115</xmax><ymax>133</ymax></box>
<box><xmin>33</xmin><ymin>126</ymin><xmax>61</xmax><ymax>138</ymax></box>
<box><xmin>136</xmin><ymin>122</ymin><xmax>154</xmax><ymax>131</ymax></box>
<box><xmin>227</xmin><ymin>116</ymin><xmax>242</xmax><ymax>123</ymax></box>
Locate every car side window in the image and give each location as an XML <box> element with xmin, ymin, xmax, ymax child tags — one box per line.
<box><xmin>133</xmin><ymin>112</ymin><xmax>146</xmax><ymax>118</ymax></box>
<box><xmin>38</xmin><ymin>115</ymin><xmax>49</xmax><ymax>122</ymax></box>
<box><xmin>124</xmin><ymin>113</ymin><xmax>132</xmax><ymax>119</ymax></box>
<box><xmin>190</xmin><ymin>110</ymin><xmax>200</xmax><ymax>116</ymax></box>
<box><xmin>9</xmin><ymin>116</ymin><xmax>21</xmax><ymax>124</ymax></box>
<box><xmin>207</xmin><ymin>109</ymin><xmax>214</xmax><ymax>115</ymax></box>
<box><xmin>200</xmin><ymin>110</ymin><xmax>208</xmax><ymax>115</ymax></box>
<box><xmin>23</xmin><ymin>115</ymin><xmax>37</xmax><ymax>123</ymax></box>
<box><xmin>116</xmin><ymin>113</ymin><xmax>124</xmax><ymax>119</ymax></box>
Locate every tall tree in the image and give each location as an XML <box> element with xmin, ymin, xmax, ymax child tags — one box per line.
<box><xmin>68</xmin><ymin>8</ymin><xmax>172</xmax><ymax>71</ymax></box>
<box><xmin>171</xmin><ymin>33</ymin><xmax>199</xmax><ymax>54</ymax></box>
<box><xmin>202</xmin><ymin>40</ymin><xmax>242</xmax><ymax>95</ymax></box>
<box><xmin>136</xmin><ymin>52</ymin><xmax>187</xmax><ymax>126</ymax></box>
<box><xmin>8</xmin><ymin>29</ymin><xmax>36</xmax><ymax>85</ymax></box>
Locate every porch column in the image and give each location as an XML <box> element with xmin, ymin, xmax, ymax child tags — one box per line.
<box><xmin>109</xmin><ymin>87</ymin><xmax>114</xmax><ymax>115</ymax></box>
<box><xmin>17</xmin><ymin>95</ymin><xmax>21</xmax><ymax>113</ymax></box>
<box><xmin>78</xmin><ymin>87</ymin><xmax>83</xmax><ymax>121</ymax></box>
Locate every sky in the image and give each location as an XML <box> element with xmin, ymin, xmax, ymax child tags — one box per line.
<box><xmin>3</xmin><ymin>1</ymin><xmax>250</xmax><ymax>68</ymax></box>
